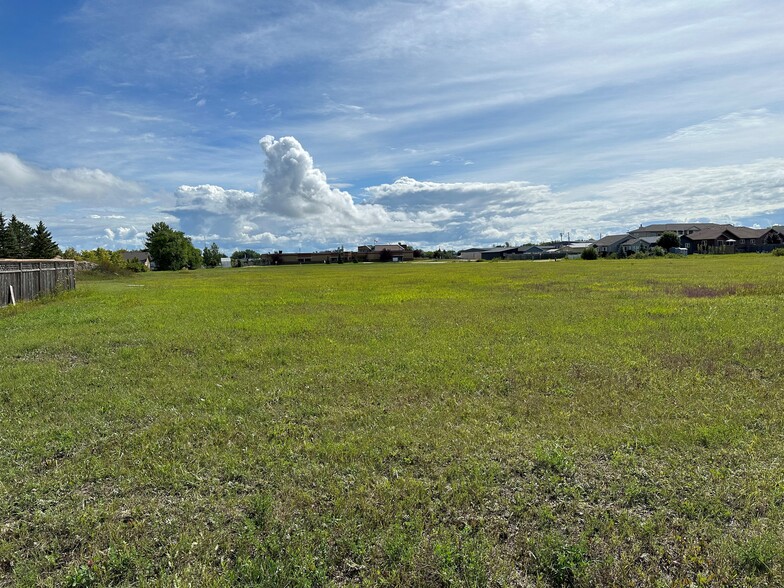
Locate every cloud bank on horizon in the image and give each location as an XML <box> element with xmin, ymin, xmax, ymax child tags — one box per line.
<box><xmin>166</xmin><ymin>136</ymin><xmax>784</xmax><ymax>250</ymax></box>
<box><xmin>1</xmin><ymin>0</ymin><xmax>783</xmax><ymax>250</ymax></box>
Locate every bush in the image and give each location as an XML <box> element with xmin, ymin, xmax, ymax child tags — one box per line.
<box><xmin>656</xmin><ymin>231</ymin><xmax>680</xmax><ymax>250</ymax></box>
<box><xmin>650</xmin><ymin>246</ymin><xmax>666</xmax><ymax>257</ymax></box>
<box><xmin>581</xmin><ymin>246</ymin><xmax>598</xmax><ymax>260</ymax></box>
<box><xmin>772</xmin><ymin>247</ymin><xmax>784</xmax><ymax>257</ymax></box>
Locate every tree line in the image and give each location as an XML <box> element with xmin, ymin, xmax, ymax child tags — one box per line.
<box><xmin>0</xmin><ymin>213</ymin><xmax>60</xmax><ymax>259</ymax></box>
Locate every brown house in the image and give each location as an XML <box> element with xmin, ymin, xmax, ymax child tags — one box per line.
<box><xmin>682</xmin><ymin>226</ymin><xmax>782</xmax><ymax>253</ymax></box>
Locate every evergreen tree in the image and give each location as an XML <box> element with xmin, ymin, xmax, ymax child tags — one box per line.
<box><xmin>0</xmin><ymin>212</ymin><xmax>9</xmax><ymax>258</ymax></box>
<box><xmin>29</xmin><ymin>221</ymin><xmax>60</xmax><ymax>258</ymax></box>
<box><xmin>7</xmin><ymin>215</ymin><xmax>32</xmax><ymax>258</ymax></box>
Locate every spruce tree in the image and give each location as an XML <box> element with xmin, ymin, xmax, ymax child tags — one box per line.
<box><xmin>0</xmin><ymin>212</ymin><xmax>9</xmax><ymax>258</ymax></box>
<box><xmin>5</xmin><ymin>215</ymin><xmax>27</xmax><ymax>258</ymax></box>
<box><xmin>29</xmin><ymin>221</ymin><xmax>60</xmax><ymax>259</ymax></box>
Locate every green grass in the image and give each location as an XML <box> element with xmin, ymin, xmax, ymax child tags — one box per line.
<box><xmin>1</xmin><ymin>255</ymin><xmax>783</xmax><ymax>586</ymax></box>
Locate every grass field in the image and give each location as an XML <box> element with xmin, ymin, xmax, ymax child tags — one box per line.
<box><xmin>1</xmin><ymin>256</ymin><xmax>783</xmax><ymax>586</ymax></box>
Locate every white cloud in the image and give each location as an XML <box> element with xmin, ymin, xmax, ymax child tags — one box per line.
<box><xmin>175</xmin><ymin>184</ymin><xmax>255</xmax><ymax>213</ymax></box>
<box><xmin>665</xmin><ymin>109</ymin><xmax>775</xmax><ymax>142</ymax></box>
<box><xmin>168</xmin><ymin>133</ymin><xmax>784</xmax><ymax>250</ymax></box>
<box><xmin>255</xmin><ymin>135</ymin><xmax>438</xmax><ymax>235</ymax></box>
<box><xmin>582</xmin><ymin>158</ymin><xmax>784</xmax><ymax>224</ymax></box>
<box><xmin>0</xmin><ymin>152</ymin><xmax>169</xmax><ymax>250</ymax></box>
<box><xmin>170</xmin><ymin>136</ymin><xmax>448</xmax><ymax>246</ymax></box>
<box><xmin>0</xmin><ymin>152</ymin><xmax>145</xmax><ymax>216</ymax></box>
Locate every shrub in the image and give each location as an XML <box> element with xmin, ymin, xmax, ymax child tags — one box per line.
<box><xmin>772</xmin><ymin>247</ymin><xmax>784</xmax><ymax>257</ymax></box>
<box><xmin>657</xmin><ymin>231</ymin><xmax>680</xmax><ymax>250</ymax></box>
<box><xmin>581</xmin><ymin>246</ymin><xmax>598</xmax><ymax>260</ymax></box>
<box><xmin>650</xmin><ymin>246</ymin><xmax>666</xmax><ymax>257</ymax></box>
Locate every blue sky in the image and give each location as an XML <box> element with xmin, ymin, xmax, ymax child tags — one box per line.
<box><xmin>1</xmin><ymin>0</ymin><xmax>783</xmax><ymax>252</ymax></box>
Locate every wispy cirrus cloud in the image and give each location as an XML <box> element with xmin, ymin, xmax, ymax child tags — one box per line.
<box><xmin>665</xmin><ymin>109</ymin><xmax>775</xmax><ymax>142</ymax></box>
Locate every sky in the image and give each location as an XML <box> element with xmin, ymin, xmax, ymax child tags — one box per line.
<box><xmin>1</xmin><ymin>0</ymin><xmax>783</xmax><ymax>253</ymax></box>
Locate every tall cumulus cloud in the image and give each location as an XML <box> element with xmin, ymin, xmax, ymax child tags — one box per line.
<box><xmin>169</xmin><ymin>137</ymin><xmax>784</xmax><ymax>250</ymax></box>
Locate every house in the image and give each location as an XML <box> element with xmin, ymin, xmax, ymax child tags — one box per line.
<box><xmin>363</xmin><ymin>244</ymin><xmax>414</xmax><ymax>262</ymax></box>
<box><xmin>727</xmin><ymin>227</ymin><xmax>783</xmax><ymax>252</ymax></box>
<box><xmin>457</xmin><ymin>248</ymin><xmax>486</xmax><ymax>261</ymax></box>
<box><xmin>621</xmin><ymin>236</ymin><xmax>659</xmax><ymax>254</ymax></box>
<box><xmin>504</xmin><ymin>245</ymin><xmax>566</xmax><ymax>260</ymax></box>
<box><xmin>121</xmin><ymin>250</ymin><xmax>153</xmax><ymax>269</ymax></box>
<box><xmin>478</xmin><ymin>246</ymin><xmax>519</xmax><ymax>260</ymax></box>
<box><xmin>681</xmin><ymin>227</ymin><xmax>737</xmax><ymax>253</ymax></box>
<box><xmin>593</xmin><ymin>234</ymin><xmax>632</xmax><ymax>256</ymax></box>
<box><xmin>557</xmin><ymin>242</ymin><xmax>595</xmax><ymax>259</ymax></box>
<box><xmin>517</xmin><ymin>245</ymin><xmax>547</xmax><ymax>255</ymax></box>
<box><xmin>628</xmin><ymin>223</ymin><xmax>726</xmax><ymax>238</ymax></box>
<box><xmin>681</xmin><ymin>226</ymin><xmax>782</xmax><ymax>254</ymax></box>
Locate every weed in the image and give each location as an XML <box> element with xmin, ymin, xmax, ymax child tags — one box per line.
<box><xmin>533</xmin><ymin>533</ymin><xmax>588</xmax><ymax>587</ymax></box>
<box><xmin>533</xmin><ymin>443</ymin><xmax>574</xmax><ymax>476</ymax></box>
<box><xmin>737</xmin><ymin>533</ymin><xmax>781</xmax><ymax>575</ymax></box>
<box><xmin>64</xmin><ymin>564</ymin><xmax>95</xmax><ymax>587</ymax></box>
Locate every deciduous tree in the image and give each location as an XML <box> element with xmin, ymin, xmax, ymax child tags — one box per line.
<box><xmin>657</xmin><ymin>232</ymin><xmax>680</xmax><ymax>251</ymax></box>
<box><xmin>145</xmin><ymin>222</ymin><xmax>202</xmax><ymax>270</ymax></box>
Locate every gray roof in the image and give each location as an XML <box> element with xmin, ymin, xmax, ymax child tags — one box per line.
<box><xmin>632</xmin><ymin>222</ymin><xmax>725</xmax><ymax>231</ymax></box>
<box><xmin>121</xmin><ymin>250</ymin><xmax>151</xmax><ymax>262</ymax></box>
<box><xmin>481</xmin><ymin>246</ymin><xmax>519</xmax><ymax>253</ymax></box>
<box><xmin>594</xmin><ymin>234</ymin><xmax>632</xmax><ymax>247</ymax></box>
<box><xmin>684</xmin><ymin>226</ymin><xmax>772</xmax><ymax>241</ymax></box>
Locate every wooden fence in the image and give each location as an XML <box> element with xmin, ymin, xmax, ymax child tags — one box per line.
<box><xmin>0</xmin><ymin>259</ymin><xmax>76</xmax><ymax>307</ymax></box>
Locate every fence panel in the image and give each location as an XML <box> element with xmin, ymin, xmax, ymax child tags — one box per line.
<box><xmin>0</xmin><ymin>259</ymin><xmax>76</xmax><ymax>307</ymax></box>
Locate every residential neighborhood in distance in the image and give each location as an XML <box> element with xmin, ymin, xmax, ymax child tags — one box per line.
<box><xmin>456</xmin><ymin>223</ymin><xmax>784</xmax><ymax>261</ymax></box>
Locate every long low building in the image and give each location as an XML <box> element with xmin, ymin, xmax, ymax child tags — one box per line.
<box><xmin>257</xmin><ymin>244</ymin><xmax>414</xmax><ymax>265</ymax></box>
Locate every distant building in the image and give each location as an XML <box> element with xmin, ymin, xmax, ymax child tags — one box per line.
<box><xmin>258</xmin><ymin>244</ymin><xmax>413</xmax><ymax>265</ymax></box>
<box><xmin>593</xmin><ymin>234</ymin><xmax>632</xmax><ymax>256</ymax></box>
<box><xmin>682</xmin><ymin>226</ymin><xmax>783</xmax><ymax>254</ymax></box>
<box><xmin>621</xmin><ymin>236</ymin><xmax>659</xmax><ymax>254</ymax></box>
<box><xmin>628</xmin><ymin>223</ymin><xmax>726</xmax><ymax>238</ymax></box>
<box><xmin>457</xmin><ymin>248</ymin><xmax>485</xmax><ymax>261</ymax></box>
<box><xmin>121</xmin><ymin>250</ymin><xmax>153</xmax><ymax>270</ymax></box>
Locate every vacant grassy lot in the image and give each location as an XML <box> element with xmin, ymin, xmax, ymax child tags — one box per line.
<box><xmin>1</xmin><ymin>256</ymin><xmax>783</xmax><ymax>586</ymax></box>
